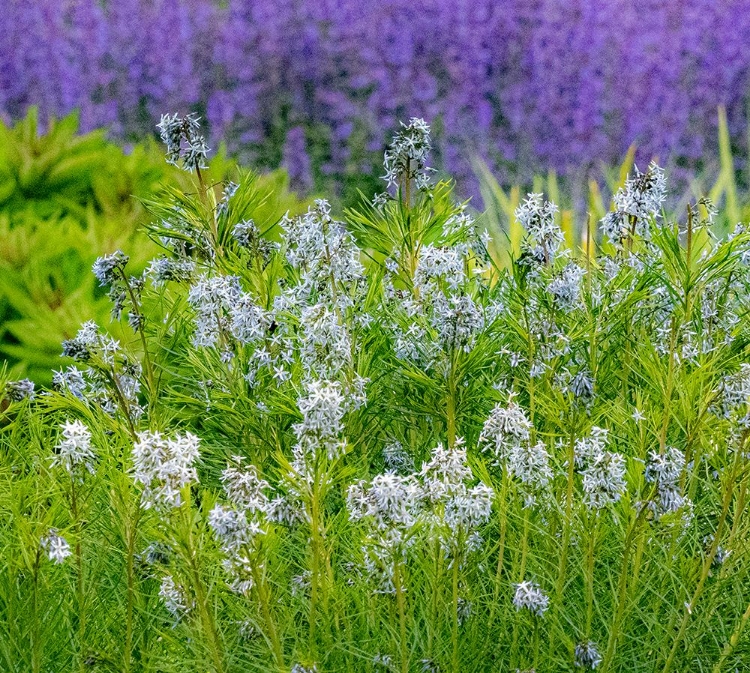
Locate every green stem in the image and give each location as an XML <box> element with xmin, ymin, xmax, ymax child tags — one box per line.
<box><xmin>510</xmin><ymin>508</ymin><xmax>531</xmax><ymax>668</ymax></box>
<box><xmin>31</xmin><ymin>549</ymin><xmax>41</xmax><ymax>673</ymax></box>
<box><xmin>661</xmin><ymin>441</ymin><xmax>745</xmax><ymax>673</ymax></box>
<box><xmin>556</xmin><ymin>427</ymin><xmax>577</xmax><ymax>601</ymax></box>
<box><xmin>190</xmin><ymin>558</ymin><xmax>225</xmax><ymax>673</ymax></box>
<box><xmin>70</xmin><ymin>481</ymin><xmax>86</xmax><ymax>672</ymax></box>
<box><xmin>600</xmin><ymin>503</ymin><xmax>649</xmax><ymax>672</ymax></box>
<box><xmin>428</xmin><ymin>537</ymin><xmax>442</xmax><ymax>658</ymax></box>
<box><xmin>178</xmin><ymin>496</ymin><xmax>224</xmax><ymax>673</ymax></box>
<box><xmin>117</xmin><ymin>267</ymin><xmax>155</xmax><ymax>404</ymax></box>
<box><xmin>446</xmin><ymin>365</ymin><xmax>457</xmax><ymax>449</ymax></box>
<box><xmin>123</xmin><ymin>504</ymin><xmax>141</xmax><ymax>673</ymax></box>
<box><xmin>451</xmin><ymin>544</ymin><xmax>460</xmax><ymax>673</ymax></box>
<box><xmin>585</xmin><ymin>514</ymin><xmax>598</xmax><ymax>638</ymax></box>
<box><xmin>394</xmin><ymin>558</ymin><xmax>409</xmax><ymax>673</ymax></box>
<box><xmin>712</xmin><ymin>599</ymin><xmax>750</xmax><ymax>673</ymax></box>
<box><xmin>252</xmin><ymin>564</ymin><xmax>285</xmax><ymax>671</ymax></box>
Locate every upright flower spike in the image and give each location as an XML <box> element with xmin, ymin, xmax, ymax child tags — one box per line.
<box><xmin>159</xmin><ymin>574</ymin><xmax>193</xmax><ymax>621</ymax></box>
<box><xmin>547</xmin><ymin>263</ymin><xmax>586</xmax><ymax>310</ymax></box>
<box><xmin>383</xmin><ymin>117</ymin><xmax>434</xmax><ymax>191</ymax></box>
<box><xmin>506</xmin><ymin>440</ymin><xmax>553</xmax><ymax>508</ymax></box>
<box><xmin>156</xmin><ymin>112</ymin><xmax>209</xmax><ymax>172</ymax></box>
<box><xmin>92</xmin><ymin>250</ymin><xmax>129</xmax><ymax>287</ymax></box>
<box><xmin>208</xmin><ymin>457</ymin><xmax>274</xmax><ymax>594</ymax></box>
<box><xmin>515</xmin><ymin>193</ymin><xmax>564</xmax><ymax>265</ymax></box>
<box><xmin>479</xmin><ymin>401</ymin><xmax>533</xmax><ymax>460</ymax></box>
<box><xmin>645</xmin><ymin>447</ymin><xmax>688</xmax><ymax>515</ymax></box>
<box><xmin>601</xmin><ymin>162</ymin><xmax>667</xmax><ymax>244</ymax></box>
<box><xmin>51</xmin><ymin>420</ymin><xmax>97</xmax><ymax>477</ymax></box>
<box><xmin>574</xmin><ymin>427</ymin><xmax>627</xmax><ymax>510</ymax></box>
<box><xmin>292</xmin><ymin>379</ymin><xmax>349</xmax><ymax>461</ymax></box>
<box><xmin>4</xmin><ymin>379</ymin><xmax>35</xmax><ymax>401</ymax></box>
<box><xmin>575</xmin><ymin>641</ymin><xmax>602</xmax><ymax>669</ymax></box>
<box><xmin>614</xmin><ymin>162</ymin><xmax>667</xmax><ymax>221</ymax></box>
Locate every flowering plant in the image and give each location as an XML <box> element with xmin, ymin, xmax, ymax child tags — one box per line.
<box><xmin>1</xmin><ymin>117</ymin><xmax>749</xmax><ymax>673</ymax></box>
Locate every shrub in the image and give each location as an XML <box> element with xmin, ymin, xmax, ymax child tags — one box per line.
<box><xmin>1</xmin><ymin>117</ymin><xmax>749</xmax><ymax>672</ymax></box>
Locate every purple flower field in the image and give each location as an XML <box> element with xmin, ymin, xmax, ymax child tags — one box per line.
<box><xmin>3</xmin><ymin>1</ymin><xmax>750</xmax><ymax>195</ymax></box>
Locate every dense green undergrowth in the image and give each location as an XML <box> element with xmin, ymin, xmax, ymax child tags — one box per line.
<box><xmin>0</xmin><ymin>117</ymin><xmax>749</xmax><ymax>673</ymax></box>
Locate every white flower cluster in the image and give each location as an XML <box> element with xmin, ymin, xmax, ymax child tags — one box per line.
<box><xmin>547</xmin><ymin>263</ymin><xmax>586</xmax><ymax>310</ymax></box>
<box><xmin>293</xmin><ymin>379</ymin><xmax>348</xmax><ymax>461</ymax></box>
<box><xmin>209</xmin><ymin>458</ymin><xmax>271</xmax><ymax>594</ymax></box>
<box><xmin>575</xmin><ymin>427</ymin><xmax>627</xmax><ymax>510</ymax></box>
<box><xmin>420</xmin><ymin>440</ymin><xmax>494</xmax><ymax>535</ymax></box>
<box><xmin>516</xmin><ymin>193</ymin><xmax>565</xmax><ymax>265</ymax></box>
<box><xmin>92</xmin><ymin>250</ymin><xmax>129</xmax><ymax>287</ymax></box>
<box><xmin>187</xmin><ymin>273</ymin><xmax>272</xmax><ymax>351</ymax></box>
<box><xmin>383</xmin><ymin>440</ymin><xmax>415</xmax><ymax>473</ymax></box>
<box><xmin>51</xmin><ymin>420</ymin><xmax>97</xmax><ymax>477</ymax></box>
<box><xmin>159</xmin><ymin>574</ymin><xmax>193</xmax><ymax>620</ymax></box>
<box><xmin>290</xmin><ymin>664</ymin><xmax>318</xmax><ymax>673</ymax></box>
<box><xmin>714</xmin><ymin>364</ymin><xmax>750</xmax><ymax>418</ymax></box>
<box><xmin>297</xmin><ymin>305</ymin><xmax>354</xmax><ymax>380</ymax></box>
<box><xmin>614</xmin><ymin>162</ymin><xmax>667</xmax><ymax>221</ymax></box>
<box><xmin>157</xmin><ymin>112</ymin><xmax>208</xmax><ymax>172</ymax></box>
<box><xmin>348</xmin><ymin>440</ymin><xmax>493</xmax><ymax>591</ymax></box>
<box><xmin>479</xmin><ymin>402</ymin><xmax>550</xmax><ymax>506</ymax></box>
<box><xmin>599</xmin><ymin>210</ymin><xmax>630</xmax><ymax>244</ymax></box>
<box><xmin>413</xmin><ymin>245</ymin><xmax>468</xmax><ymax>293</ymax></box>
<box><xmin>283</xmin><ymin>199</ymin><xmax>365</xmax><ymax>309</ymax></box>
<box><xmin>383</xmin><ymin>117</ymin><xmax>434</xmax><ymax>191</ymax></box>
<box><xmin>390</xmin><ymin>242</ymin><xmax>486</xmax><ymax>363</ymax></box>
<box><xmin>187</xmin><ymin>274</ymin><xmax>238</xmax><ymax>348</ymax></box>
<box><xmin>41</xmin><ymin>529</ymin><xmax>72</xmax><ymax>564</ymax></box>
<box><xmin>574</xmin><ymin>641</ymin><xmax>602</xmax><ymax>669</ymax></box>
<box><xmin>232</xmin><ymin>219</ymin><xmax>277</xmax><ymax>261</ymax></box>
<box><xmin>479</xmin><ymin>400</ymin><xmax>533</xmax><ymax>459</ymax></box>
<box><xmin>513</xmin><ymin>580</ymin><xmax>550</xmax><ymax>617</ymax></box>
<box><xmin>645</xmin><ymin>446</ymin><xmax>688</xmax><ymax>515</ymax></box>
<box><xmin>131</xmin><ymin>431</ymin><xmax>201</xmax><ymax>510</ymax></box>
<box><xmin>506</xmin><ymin>440</ymin><xmax>553</xmax><ymax>508</ymax></box>
<box><xmin>348</xmin><ymin>472</ymin><xmax>423</xmax><ymax>532</ymax></box>
<box><xmin>429</xmin><ymin>292</ymin><xmax>485</xmax><ymax>354</ymax></box>
<box><xmin>601</xmin><ymin>162</ymin><xmax>667</xmax><ymax>243</ymax></box>
<box><xmin>62</xmin><ymin>320</ymin><xmax>120</xmax><ymax>365</ymax></box>
<box><xmin>5</xmin><ymin>378</ymin><xmax>35</xmax><ymax>401</ymax></box>
<box><xmin>54</xmin><ymin>360</ymin><xmax>143</xmax><ymax>421</ymax></box>
<box><xmin>277</xmin><ymin>379</ymin><xmax>356</xmax><ymax>523</ymax></box>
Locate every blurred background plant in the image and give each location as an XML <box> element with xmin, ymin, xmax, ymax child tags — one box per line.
<box><xmin>3</xmin><ymin>0</ymin><xmax>750</xmax><ymax>204</ymax></box>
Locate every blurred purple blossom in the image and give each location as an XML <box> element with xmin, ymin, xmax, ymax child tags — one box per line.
<box><xmin>2</xmin><ymin>0</ymin><xmax>750</xmax><ymax>196</ymax></box>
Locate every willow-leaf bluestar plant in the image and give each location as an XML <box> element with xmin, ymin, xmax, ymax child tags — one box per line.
<box><xmin>130</xmin><ymin>431</ymin><xmax>200</xmax><ymax>510</ymax></box>
<box><xmin>7</xmin><ymin>115</ymin><xmax>750</xmax><ymax>673</ymax></box>
<box><xmin>41</xmin><ymin>529</ymin><xmax>72</xmax><ymax>564</ymax></box>
<box><xmin>513</xmin><ymin>580</ymin><xmax>550</xmax><ymax>617</ymax></box>
<box><xmin>157</xmin><ymin>113</ymin><xmax>209</xmax><ymax>172</ymax></box>
<box><xmin>51</xmin><ymin>420</ymin><xmax>97</xmax><ymax>477</ymax></box>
